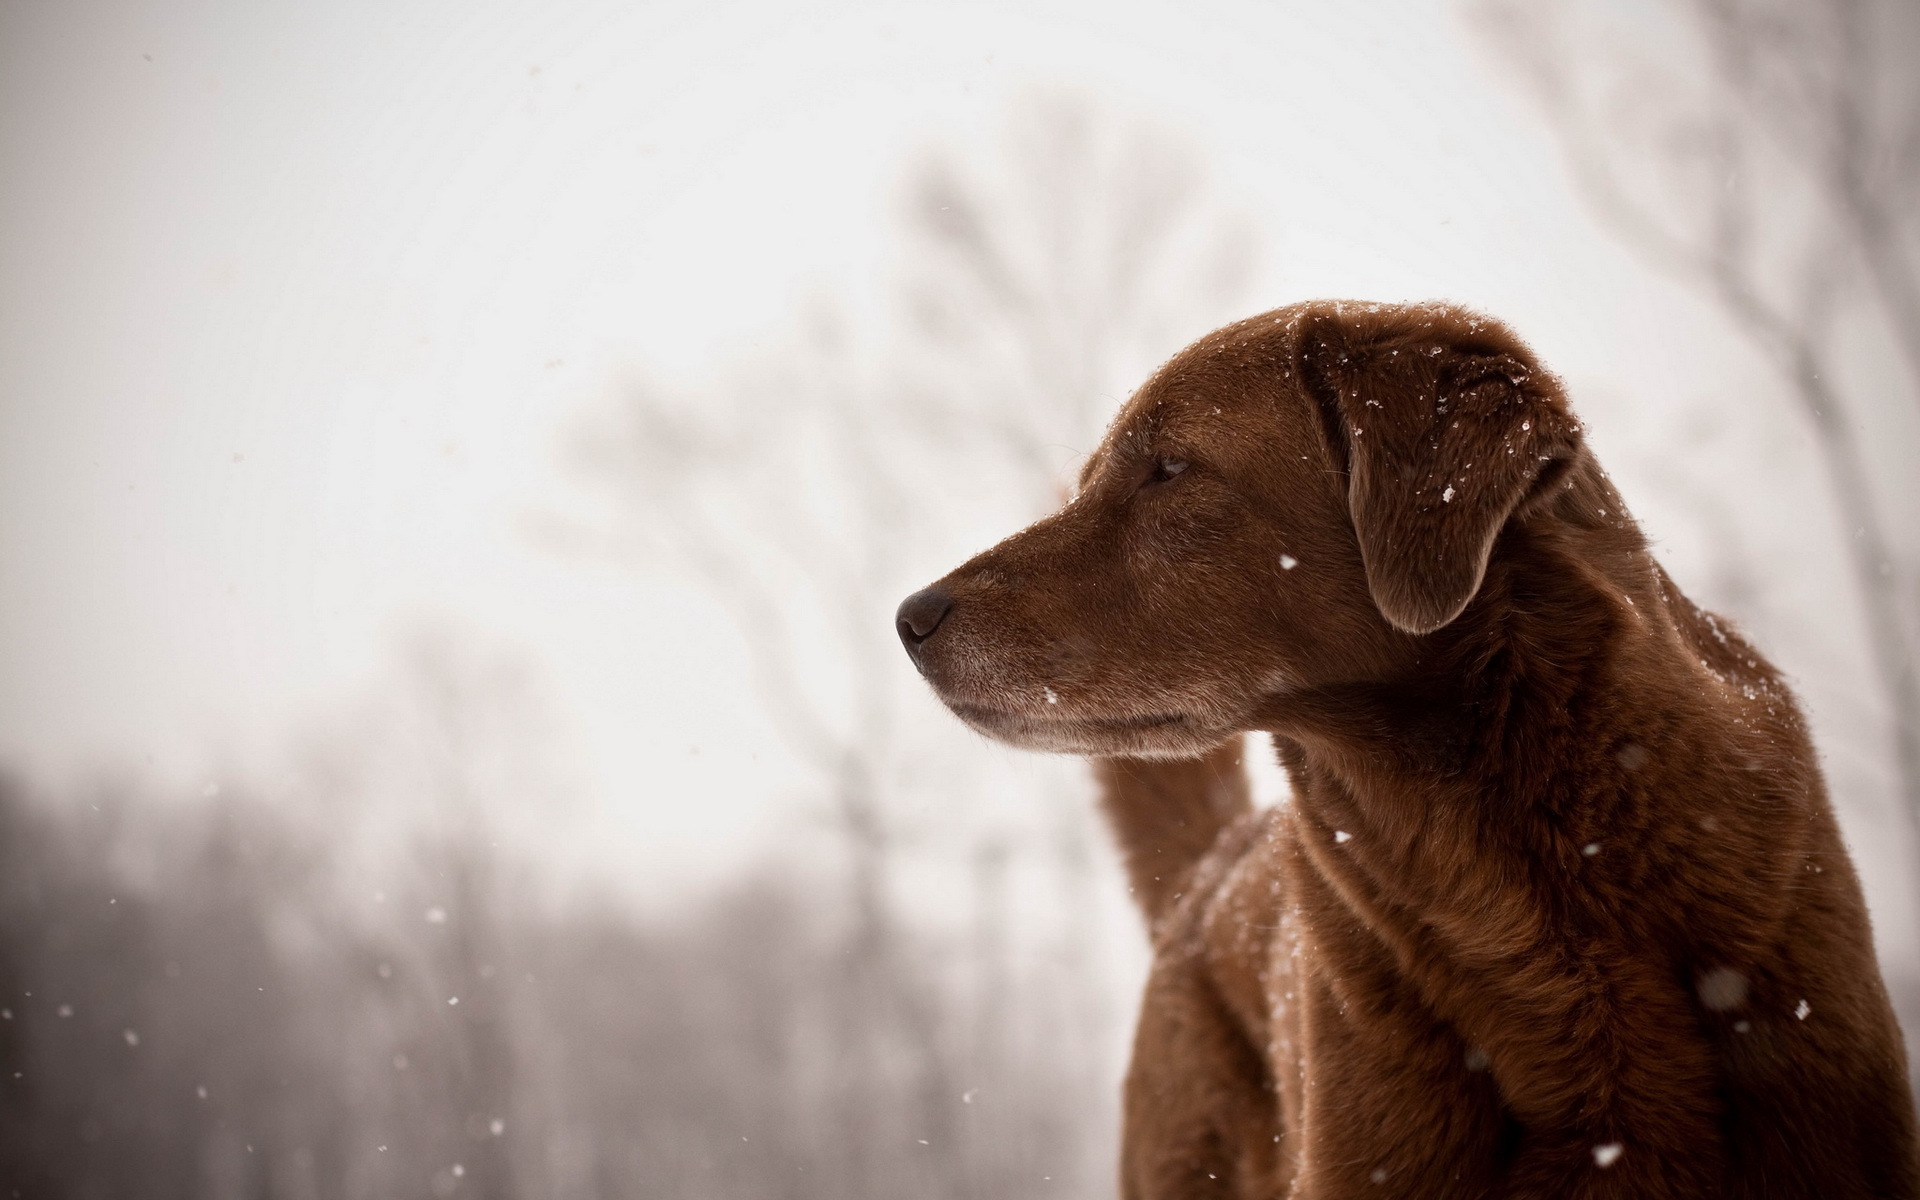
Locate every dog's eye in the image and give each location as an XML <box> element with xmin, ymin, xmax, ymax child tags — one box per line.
<box><xmin>1144</xmin><ymin>458</ymin><xmax>1189</xmax><ymax>487</ymax></box>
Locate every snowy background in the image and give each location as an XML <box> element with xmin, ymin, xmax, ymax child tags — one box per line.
<box><xmin>2</xmin><ymin>0</ymin><xmax>1917</xmax><ymax>1195</ymax></box>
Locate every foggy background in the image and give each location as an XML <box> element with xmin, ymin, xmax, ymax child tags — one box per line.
<box><xmin>3</xmin><ymin>0</ymin><xmax>1918</xmax><ymax>1195</ymax></box>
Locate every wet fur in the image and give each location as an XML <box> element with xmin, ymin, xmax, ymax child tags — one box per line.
<box><xmin>900</xmin><ymin>301</ymin><xmax>1919</xmax><ymax>1197</ymax></box>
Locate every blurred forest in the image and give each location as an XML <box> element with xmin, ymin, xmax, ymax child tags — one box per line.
<box><xmin>0</xmin><ymin>763</ymin><xmax>1107</xmax><ymax>1199</ymax></box>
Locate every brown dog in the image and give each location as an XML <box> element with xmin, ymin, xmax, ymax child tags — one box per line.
<box><xmin>896</xmin><ymin>301</ymin><xmax>1919</xmax><ymax>1198</ymax></box>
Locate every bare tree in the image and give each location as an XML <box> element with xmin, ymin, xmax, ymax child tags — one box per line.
<box><xmin>566</xmin><ymin>93</ymin><xmax>1257</xmax><ymax>1196</ymax></box>
<box><xmin>388</xmin><ymin>641</ymin><xmax>547</xmax><ymax>1200</ymax></box>
<box><xmin>1476</xmin><ymin>0</ymin><xmax>1920</xmax><ymax>903</ymax></box>
<box><xmin>898</xmin><ymin>94</ymin><xmax>1259</xmax><ymax>510</ymax></box>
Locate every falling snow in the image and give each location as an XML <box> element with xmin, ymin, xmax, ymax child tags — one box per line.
<box><xmin>1279</xmin><ymin>554</ymin><xmax>1298</xmax><ymax>570</ymax></box>
<box><xmin>1593</xmin><ymin>1143</ymin><xmax>1624</xmax><ymax>1168</ymax></box>
<box><xmin>1698</xmin><ymin>968</ymin><xmax>1748</xmax><ymax>1012</ymax></box>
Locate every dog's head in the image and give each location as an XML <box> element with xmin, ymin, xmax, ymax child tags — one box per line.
<box><xmin>897</xmin><ymin>300</ymin><xmax>1586</xmax><ymax>758</ymax></box>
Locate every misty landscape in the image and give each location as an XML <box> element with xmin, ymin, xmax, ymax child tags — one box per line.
<box><xmin>4</xmin><ymin>0</ymin><xmax>1919</xmax><ymax>1196</ymax></box>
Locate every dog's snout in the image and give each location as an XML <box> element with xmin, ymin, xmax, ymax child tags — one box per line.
<box><xmin>896</xmin><ymin>586</ymin><xmax>955</xmax><ymax>654</ymax></box>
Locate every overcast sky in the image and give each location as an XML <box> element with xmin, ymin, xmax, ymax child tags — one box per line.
<box><xmin>3</xmin><ymin>0</ymin><xmax>1904</xmax><ymax>942</ymax></box>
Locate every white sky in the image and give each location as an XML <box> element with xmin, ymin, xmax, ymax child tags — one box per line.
<box><xmin>2</xmin><ymin>0</ymin><xmax>1910</xmax><ymax>948</ymax></box>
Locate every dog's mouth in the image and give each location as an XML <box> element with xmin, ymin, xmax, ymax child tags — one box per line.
<box><xmin>941</xmin><ymin>697</ymin><xmax>1207</xmax><ymax>756</ymax></box>
<box><xmin>949</xmin><ymin>701</ymin><xmax>1186</xmax><ymax>732</ymax></box>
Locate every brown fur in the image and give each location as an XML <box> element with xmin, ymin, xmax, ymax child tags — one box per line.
<box><xmin>896</xmin><ymin>301</ymin><xmax>1920</xmax><ymax>1197</ymax></box>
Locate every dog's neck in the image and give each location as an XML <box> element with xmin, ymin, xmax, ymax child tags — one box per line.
<box><xmin>1253</xmin><ymin>490</ymin><xmax>1707</xmax><ymax>835</ymax></box>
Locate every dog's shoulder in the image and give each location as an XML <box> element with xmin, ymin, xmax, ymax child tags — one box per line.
<box><xmin>1148</xmin><ymin>805</ymin><xmax>1293</xmax><ymax>1044</ymax></box>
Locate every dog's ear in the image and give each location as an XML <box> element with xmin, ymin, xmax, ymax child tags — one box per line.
<box><xmin>1296</xmin><ymin>308</ymin><xmax>1583</xmax><ymax>635</ymax></box>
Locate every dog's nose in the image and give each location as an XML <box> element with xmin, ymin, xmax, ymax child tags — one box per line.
<box><xmin>896</xmin><ymin>586</ymin><xmax>955</xmax><ymax>654</ymax></box>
